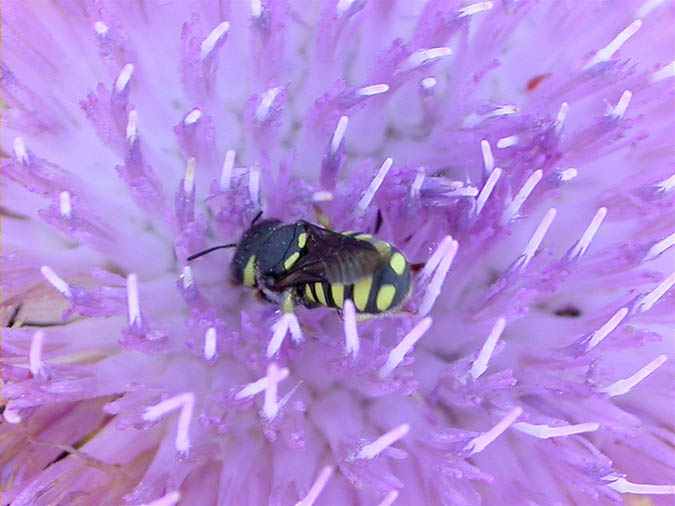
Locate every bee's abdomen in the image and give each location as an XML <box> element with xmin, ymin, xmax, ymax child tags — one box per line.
<box><xmin>298</xmin><ymin>244</ymin><xmax>411</xmax><ymax>314</ymax></box>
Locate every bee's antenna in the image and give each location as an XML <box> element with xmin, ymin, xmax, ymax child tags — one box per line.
<box><xmin>187</xmin><ymin>243</ymin><xmax>237</xmax><ymax>262</ymax></box>
<box><xmin>251</xmin><ymin>210</ymin><xmax>263</xmax><ymax>225</ymax></box>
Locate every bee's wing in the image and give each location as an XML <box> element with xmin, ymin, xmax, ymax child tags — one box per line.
<box><xmin>274</xmin><ymin>223</ymin><xmax>383</xmax><ymax>288</ymax></box>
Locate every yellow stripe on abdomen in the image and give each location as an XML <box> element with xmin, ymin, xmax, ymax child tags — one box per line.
<box><xmin>353</xmin><ymin>276</ymin><xmax>373</xmax><ymax>311</ymax></box>
<box><xmin>304</xmin><ymin>284</ymin><xmax>315</xmax><ymax>303</ymax></box>
<box><xmin>376</xmin><ymin>284</ymin><xmax>396</xmax><ymax>312</ymax></box>
<box><xmin>331</xmin><ymin>283</ymin><xmax>344</xmax><ymax>308</ymax></box>
<box><xmin>314</xmin><ymin>282</ymin><xmax>327</xmax><ymax>306</ymax></box>
<box><xmin>389</xmin><ymin>252</ymin><xmax>406</xmax><ymax>275</ymax></box>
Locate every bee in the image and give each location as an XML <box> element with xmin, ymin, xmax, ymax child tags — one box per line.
<box><xmin>188</xmin><ymin>216</ymin><xmax>412</xmax><ymax>314</ymax></box>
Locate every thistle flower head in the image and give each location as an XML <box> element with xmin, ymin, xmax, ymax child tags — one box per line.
<box><xmin>2</xmin><ymin>1</ymin><xmax>675</xmax><ymax>505</ymax></box>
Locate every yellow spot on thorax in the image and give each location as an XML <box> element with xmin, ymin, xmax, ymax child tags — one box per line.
<box><xmin>283</xmin><ymin>251</ymin><xmax>300</xmax><ymax>270</ymax></box>
<box><xmin>314</xmin><ymin>282</ymin><xmax>327</xmax><ymax>305</ymax></box>
<box><xmin>355</xmin><ymin>233</ymin><xmax>372</xmax><ymax>240</ymax></box>
<box><xmin>353</xmin><ymin>276</ymin><xmax>373</xmax><ymax>311</ymax></box>
<box><xmin>297</xmin><ymin>232</ymin><xmax>308</xmax><ymax>248</ymax></box>
<box><xmin>376</xmin><ymin>284</ymin><xmax>396</xmax><ymax>312</ymax></box>
<box><xmin>331</xmin><ymin>283</ymin><xmax>344</xmax><ymax>308</ymax></box>
<box><xmin>389</xmin><ymin>252</ymin><xmax>407</xmax><ymax>275</ymax></box>
<box><xmin>243</xmin><ymin>255</ymin><xmax>257</xmax><ymax>287</ymax></box>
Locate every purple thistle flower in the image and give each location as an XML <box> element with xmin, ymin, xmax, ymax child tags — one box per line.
<box><xmin>2</xmin><ymin>0</ymin><xmax>675</xmax><ymax>505</ymax></box>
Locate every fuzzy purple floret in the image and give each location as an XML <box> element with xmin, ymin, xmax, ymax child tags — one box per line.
<box><xmin>2</xmin><ymin>1</ymin><xmax>675</xmax><ymax>505</ymax></box>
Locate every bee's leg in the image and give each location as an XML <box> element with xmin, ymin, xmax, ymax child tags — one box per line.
<box><xmin>280</xmin><ymin>290</ymin><xmax>295</xmax><ymax>314</ymax></box>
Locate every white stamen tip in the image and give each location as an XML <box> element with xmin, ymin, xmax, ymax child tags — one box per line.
<box><xmin>343</xmin><ymin>299</ymin><xmax>360</xmax><ymax>357</ymax></box>
<box><xmin>458</xmin><ymin>1</ymin><xmax>494</xmax><ymax>17</ymax></box>
<box><xmin>13</xmin><ymin>137</ymin><xmax>28</xmax><ymax>163</ymax></box>
<box><xmin>356</xmin><ymin>83</ymin><xmax>390</xmax><ymax>97</ymax></box>
<box><xmin>480</xmin><ymin>139</ymin><xmax>494</xmax><ymax>174</ymax></box>
<box><xmin>586</xmin><ymin>307</ymin><xmax>629</xmax><ymax>351</ymax></box>
<box><xmin>608</xmin><ymin>90</ymin><xmax>632</xmax><ymax>119</ymax></box>
<box><xmin>140</xmin><ymin>491</ymin><xmax>182</xmax><ymax>506</ymax></box>
<box><xmin>184</xmin><ymin>108</ymin><xmax>202</xmax><ymax>125</ymax></box>
<box><xmin>262</xmin><ymin>362</ymin><xmax>285</xmax><ymax>420</ymax></box>
<box><xmin>377</xmin><ymin>490</ymin><xmax>400</xmax><ymax>506</ymax></box>
<box><xmin>636</xmin><ymin>272</ymin><xmax>675</xmax><ymax>313</ymax></box>
<box><xmin>336</xmin><ymin>0</ymin><xmax>355</xmax><ymax>16</ymax></box>
<box><xmin>126</xmin><ymin>109</ymin><xmax>138</xmax><ymax>143</ymax></box>
<box><xmin>475</xmin><ymin>167</ymin><xmax>502</xmax><ymax>217</ymax></box>
<box><xmin>59</xmin><ymin>191</ymin><xmax>72</xmax><ymax>218</ymax></box>
<box><xmin>469</xmin><ymin>317</ymin><xmax>506</xmax><ymax>380</ymax></box>
<box><xmin>421</xmin><ymin>77</ymin><xmax>437</xmax><ymax>89</ymax></box>
<box><xmin>331</xmin><ymin>115</ymin><xmax>349</xmax><ymax>154</ymax></box>
<box><xmin>29</xmin><ymin>330</ymin><xmax>45</xmax><ymax>376</ymax></box>
<box><xmin>517</xmin><ymin>207</ymin><xmax>556</xmax><ymax>269</ymax></box>
<box><xmin>559</xmin><ymin>167</ymin><xmax>578</xmax><ymax>181</ymax></box>
<box><xmin>401</xmin><ymin>47</ymin><xmax>452</xmax><ymax>72</ymax></box>
<box><xmin>3</xmin><ymin>407</ymin><xmax>22</xmax><ymax>424</ymax></box>
<box><xmin>356</xmin><ymin>424</ymin><xmax>410</xmax><ymax>460</ymax></box>
<box><xmin>514</xmin><ymin>421</ymin><xmax>600</xmax><ymax>439</ymax></box>
<box><xmin>255</xmin><ymin>86</ymin><xmax>282</xmax><ymax>122</ymax></box>
<box><xmin>419</xmin><ymin>239</ymin><xmax>458</xmax><ymax>316</ymax></box>
<box><xmin>492</xmin><ymin>105</ymin><xmax>518</xmax><ymax>116</ymax></box>
<box><xmin>420</xmin><ymin>235</ymin><xmax>454</xmax><ymax>281</ymax></box>
<box><xmin>464</xmin><ymin>105</ymin><xmax>518</xmax><ymax>128</ymax></box>
<box><xmin>357</xmin><ymin>157</ymin><xmax>393</xmax><ymax>213</ymax></box>
<box><xmin>235</xmin><ymin>367</ymin><xmax>289</xmax><ymax>400</ymax></box>
<box><xmin>638</xmin><ymin>0</ymin><xmax>667</xmax><ymax>17</ymax></box>
<box><xmin>651</xmin><ymin>60</ymin><xmax>675</xmax><ymax>82</ymax></box>
<box><xmin>267</xmin><ymin>315</ymin><xmax>290</xmax><ymax>357</ymax></box>
<box><xmin>295</xmin><ymin>466</ymin><xmax>334</xmax><ymax>506</ymax></box>
<box><xmin>379</xmin><ymin>317</ymin><xmax>433</xmax><ymax>377</ymax></box>
<box><xmin>465</xmin><ymin>407</ymin><xmax>523</xmax><ymax>455</ymax></box>
<box><xmin>251</xmin><ymin>0</ymin><xmax>263</xmax><ymax>17</ymax></box>
<box><xmin>584</xmin><ymin>19</ymin><xmax>642</xmax><ymax>69</ymax></box>
<box><xmin>496</xmin><ymin>135</ymin><xmax>519</xmax><ymax>149</ymax></box>
<box><xmin>219</xmin><ymin>149</ymin><xmax>236</xmax><ymax>190</ymax></box>
<box><xmin>183</xmin><ymin>158</ymin><xmax>196</xmax><ymax>194</ymax></box>
<box><xmin>644</xmin><ymin>231</ymin><xmax>675</xmax><ymax>262</ymax></box>
<box><xmin>312</xmin><ymin>190</ymin><xmax>334</xmax><ymax>202</ymax></box>
<box><xmin>607</xmin><ymin>477</ymin><xmax>675</xmax><ymax>495</ymax></box>
<box><xmin>200</xmin><ymin>21</ymin><xmax>230</xmax><ymax>60</ymax></box>
<box><xmin>501</xmin><ymin>170</ymin><xmax>543</xmax><ymax>224</ymax></box>
<box><xmin>40</xmin><ymin>265</ymin><xmax>72</xmax><ymax>298</ymax></box>
<box><xmin>204</xmin><ymin>327</ymin><xmax>217</xmax><ymax>360</ymax></box>
<box><xmin>569</xmin><ymin>207</ymin><xmax>607</xmax><ymax>259</ymax></box>
<box><xmin>410</xmin><ymin>168</ymin><xmax>426</xmax><ymax>200</ymax></box>
<box><xmin>443</xmin><ymin>182</ymin><xmax>478</xmax><ymax>198</ymax></box>
<box><xmin>115</xmin><ymin>63</ymin><xmax>134</xmax><ymax>93</ymax></box>
<box><xmin>657</xmin><ymin>173</ymin><xmax>675</xmax><ymax>193</ymax></box>
<box><xmin>94</xmin><ymin>21</ymin><xmax>109</xmax><ymax>35</ymax></box>
<box><xmin>181</xmin><ymin>265</ymin><xmax>194</xmax><ymax>289</ymax></box>
<box><xmin>126</xmin><ymin>273</ymin><xmax>141</xmax><ymax>326</ymax></box>
<box><xmin>142</xmin><ymin>393</ymin><xmax>195</xmax><ymax>453</ymax></box>
<box><xmin>248</xmin><ymin>166</ymin><xmax>261</xmax><ymax>205</ymax></box>
<box><xmin>287</xmin><ymin>312</ymin><xmax>303</xmax><ymax>343</ymax></box>
<box><xmin>600</xmin><ymin>354</ymin><xmax>667</xmax><ymax>397</ymax></box>
<box><xmin>555</xmin><ymin>102</ymin><xmax>569</xmax><ymax>133</ymax></box>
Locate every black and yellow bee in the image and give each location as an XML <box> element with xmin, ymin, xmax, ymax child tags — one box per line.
<box><xmin>188</xmin><ymin>216</ymin><xmax>412</xmax><ymax>314</ymax></box>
